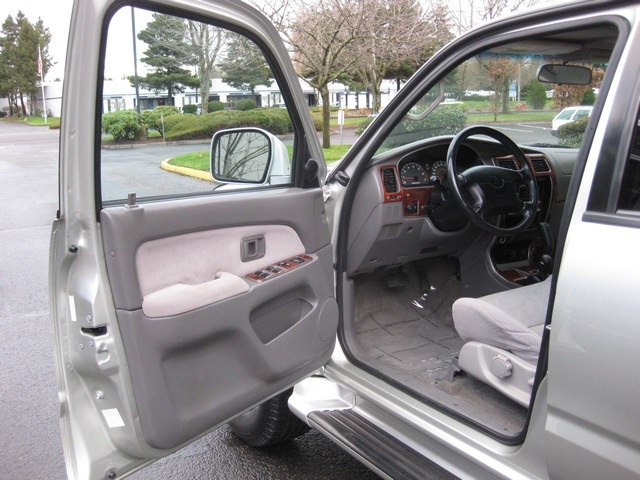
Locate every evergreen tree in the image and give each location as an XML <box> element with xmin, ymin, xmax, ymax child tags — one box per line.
<box><xmin>220</xmin><ymin>33</ymin><xmax>273</xmax><ymax>96</ymax></box>
<box><xmin>524</xmin><ymin>79</ymin><xmax>547</xmax><ymax>109</ymax></box>
<box><xmin>133</xmin><ymin>13</ymin><xmax>198</xmax><ymax>105</ymax></box>
<box><xmin>0</xmin><ymin>11</ymin><xmax>51</xmax><ymax>116</ymax></box>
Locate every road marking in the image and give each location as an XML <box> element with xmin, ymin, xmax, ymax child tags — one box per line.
<box><xmin>495</xmin><ymin>126</ymin><xmax>532</xmax><ymax>133</ymax></box>
<box><xmin>518</xmin><ymin>124</ymin><xmax>551</xmax><ymax>130</ymax></box>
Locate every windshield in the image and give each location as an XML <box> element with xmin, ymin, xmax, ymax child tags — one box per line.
<box><xmin>379</xmin><ymin>25</ymin><xmax>615</xmax><ymax>152</ymax></box>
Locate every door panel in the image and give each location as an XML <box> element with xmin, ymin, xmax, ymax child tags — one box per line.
<box><xmin>53</xmin><ymin>0</ymin><xmax>331</xmax><ymax>475</ymax></box>
<box><xmin>100</xmin><ymin>188</ymin><xmax>335</xmax><ymax>450</ymax></box>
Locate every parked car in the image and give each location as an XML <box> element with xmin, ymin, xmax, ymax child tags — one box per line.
<box><xmin>51</xmin><ymin>1</ymin><xmax>640</xmax><ymax>479</ymax></box>
<box><xmin>551</xmin><ymin>105</ymin><xmax>593</xmax><ymax>133</ymax></box>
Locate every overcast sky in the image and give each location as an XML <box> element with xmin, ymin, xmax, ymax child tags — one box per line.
<box><xmin>2</xmin><ymin>0</ymin><xmax>560</xmax><ymax>82</ymax></box>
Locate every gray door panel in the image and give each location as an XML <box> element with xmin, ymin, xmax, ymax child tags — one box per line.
<box><xmin>99</xmin><ymin>188</ymin><xmax>336</xmax><ymax>450</ymax></box>
<box><xmin>101</xmin><ymin>188</ymin><xmax>330</xmax><ymax>310</ymax></box>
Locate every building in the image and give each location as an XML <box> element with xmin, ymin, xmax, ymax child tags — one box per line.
<box><xmin>1</xmin><ymin>77</ymin><xmax>401</xmax><ymax>118</ymax></box>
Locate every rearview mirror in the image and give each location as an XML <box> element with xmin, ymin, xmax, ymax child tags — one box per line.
<box><xmin>210</xmin><ymin>128</ymin><xmax>290</xmax><ymax>185</ymax></box>
<box><xmin>537</xmin><ymin>64</ymin><xmax>592</xmax><ymax>85</ymax></box>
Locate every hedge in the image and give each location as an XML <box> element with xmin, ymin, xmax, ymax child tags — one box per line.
<box><xmin>557</xmin><ymin>116</ymin><xmax>589</xmax><ymax>147</ymax></box>
<box><xmin>163</xmin><ymin>113</ymin><xmax>195</xmax><ymax>131</ymax></box>
<box><xmin>235</xmin><ymin>99</ymin><xmax>258</xmax><ymax>111</ymax></box>
<box><xmin>378</xmin><ymin>105</ymin><xmax>467</xmax><ymax>148</ymax></box>
<box><xmin>164</xmin><ymin>108</ymin><xmax>293</xmax><ymax>141</ymax></box>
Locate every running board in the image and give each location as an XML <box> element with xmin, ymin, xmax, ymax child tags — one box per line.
<box><xmin>308</xmin><ymin>409</ymin><xmax>459</xmax><ymax>480</ymax></box>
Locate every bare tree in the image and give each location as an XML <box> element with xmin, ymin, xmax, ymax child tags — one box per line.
<box><xmin>480</xmin><ymin>0</ymin><xmax>542</xmax><ymax>21</ymax></box>
<box><xmin>449</xmin><ymin>0</ymin><xmax>543</xmax><ymax>33</ymax></box>
<box><xmin>351</xmin><ymin>0</ymin><xmax>436</xmax><ymax>114</ymax></box>
<box><xmin>255</xmin><ymin>0</ymin><xmax>369</xmax><ymax>148</ymax></box>
<box><xmin>186</xmin><ymin>21</ymin><xmax>226</xmax><ymax>114</ymax></box>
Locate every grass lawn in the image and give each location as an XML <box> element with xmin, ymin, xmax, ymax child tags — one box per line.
<box><xmin>329</xmin><ymin>117</ymin><xmax>365</xmax><ymax>127</ymax></box>
<box><xmin>169</xmin><ymin>144</ymin><xmax>352</xmax><ymax>171</ymax></box>
<box><xmin>169</xmin><ymin>151</ymin><xmax>210</xmax><ymax>171</ymax></box>
<box><xmin>0</xmin><ymin>115</ymin><xmax>60</xmax><ymax>126</ymax></box>
<box><xmin>467</xmin><ymin>111</ymin><xmax>555</xmax><ymax>124</ymax></box>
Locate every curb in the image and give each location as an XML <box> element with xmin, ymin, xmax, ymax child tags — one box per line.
<box><xmin>102</xmin><ymin>139</ymin><xmax>210</xmax><ymax>150</ymax></box>
<box><xmin>160</xmin><ymin>159</ymin><xmax>215</xmax><ymax>183</ymax></box>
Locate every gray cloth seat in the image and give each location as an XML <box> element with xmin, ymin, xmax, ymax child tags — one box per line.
<box><xmin>452</xmin><ymin>277</ymin><xmax>551</xmax><ymax>406</ymax></box>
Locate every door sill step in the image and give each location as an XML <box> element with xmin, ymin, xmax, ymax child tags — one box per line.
<box><xmin>308</xmin><ymin>409</ymin><xmax>459</xmax><ymax>480</ymax></box>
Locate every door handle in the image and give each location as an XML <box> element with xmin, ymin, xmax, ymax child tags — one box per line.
<box><xmin>241</xmin><ymin>235</ymin><xmax>265</xmax><ymax>262</ymax></box>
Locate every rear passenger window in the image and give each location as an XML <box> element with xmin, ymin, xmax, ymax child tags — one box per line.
<box><xmin>616</xmin><ymin>114</ymin><xmax>640</xmax><ymax>212</ymax></box>
<box><xmin>99</xmin><ymin>7</ymin><xmax>295</xmax><ymax>204</ymax></box>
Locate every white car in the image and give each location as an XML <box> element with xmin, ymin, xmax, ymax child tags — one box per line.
<box><xmin>51</xmin><ymin>1</ymin><xmax>640</xmax><ymax>479</ymax></box>
<box><xmin>551</xmin><ymin>105</ymin><xmax>593</xmax><ymax>132</ymax></box>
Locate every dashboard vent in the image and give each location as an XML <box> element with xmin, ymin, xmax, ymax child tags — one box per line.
<box><xmin>530</xmin><ymin>156</ymin><xmax>551</xmax><ymax>173</ymax></box>
<box><xmin>381</xmin><ymin>168</ymin><xmax>398</xmax><ymax>193</ymax></box>
<box><xmin>497</xmin><ymin>158</ymin><xmax>518</xmax><ymax>170</ymax></box>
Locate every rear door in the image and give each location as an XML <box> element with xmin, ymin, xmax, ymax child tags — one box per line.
<box><xmin>49</xmin><ymin>1</ymin><xmax>336</xmax><ymax>478</ymax></box>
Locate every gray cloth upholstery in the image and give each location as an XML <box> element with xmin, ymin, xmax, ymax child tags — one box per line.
<box><xmin>452</xmin><ymin>277</ymin><xmax>551</xmax><ymax>364</ymax></box>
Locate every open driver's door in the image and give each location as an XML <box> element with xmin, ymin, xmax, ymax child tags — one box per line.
<box><xmin>49</xmin><ymin>1</ymin><xmax>337</xmax><ymax>478</ymax></box>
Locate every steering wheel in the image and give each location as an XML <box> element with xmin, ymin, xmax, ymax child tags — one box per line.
<box><xmin>446</xmin><ymin>126</ymin><xmax>538</xmax><ymax>236</ymax></box>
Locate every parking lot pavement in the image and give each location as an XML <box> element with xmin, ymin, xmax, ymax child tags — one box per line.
<box><xmin>0</xmin><ymin>121</ymin><xmax>379</xmax><ymax>480</ymax></box>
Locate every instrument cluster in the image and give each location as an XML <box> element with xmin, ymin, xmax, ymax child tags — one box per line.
<box><xmin>397</xmin><ymin>143</ymin><xmax>482</xmax><ymax>188</ymax></box>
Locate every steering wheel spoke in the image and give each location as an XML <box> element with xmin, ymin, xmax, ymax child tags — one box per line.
<box><xmin>471</xmin><ymin>203</ymin><xmax>485</xmax><ymax>219</ymax></box>
<box><xmin>447</xmin><ymin>126</ymin><xmax>538</xmax><ymax>236</ymax></box>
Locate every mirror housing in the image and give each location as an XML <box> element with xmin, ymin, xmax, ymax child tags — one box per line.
<box><xmin>210</xmin><ymin>128</ymin><xmax>290</xmax><ymax>185</ymax></box>
<box><xmin>537</xmin><ymin>64</ymin><xmax>592</xmax><ymax>85</ymax></box>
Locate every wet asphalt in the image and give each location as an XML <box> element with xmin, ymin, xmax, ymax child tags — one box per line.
<box><xmin>0</xmin><ymin>121</ymin><xmax>377</xmax><ymax>480</ymax></box>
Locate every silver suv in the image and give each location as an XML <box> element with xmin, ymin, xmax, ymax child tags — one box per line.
<box><xmin>51</xmin><ymin>1</ymin><xmax>640</xmax><ymax>479</ymax></box>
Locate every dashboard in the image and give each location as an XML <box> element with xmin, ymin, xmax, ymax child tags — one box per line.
<box><xmin>345</xmin><ymin>137</ymin><xmax>566</xmax><ymax>276</ymax></box>
<box><xmin>378</xmin><ymin>141</ymin><xmax>553</xmax><ymax>218</ymax></box>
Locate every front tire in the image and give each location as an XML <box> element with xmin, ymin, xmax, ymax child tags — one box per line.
<box><xmin>228</xmin><ymin>388</ymin><xmax>310</xmax><ymax>447</ymax></box>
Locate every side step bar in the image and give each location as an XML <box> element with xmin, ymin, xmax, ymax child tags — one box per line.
<box><xmin>308</xmin><ymin>409</ymin><xmax>459</xmax><ymax>480</ymax></box>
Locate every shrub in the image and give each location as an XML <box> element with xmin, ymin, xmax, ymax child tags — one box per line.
<box><xmin>310</xmin><ymin>106</ymin><xmax>340</xmax><ymax>114</ymax></box>
<box><xmin>182</xmin><ymin>104</ymin><xmax>198</xmax><ymax>114</ymax></box>
<box><xmin>235</xmin><ymin>99</ymin><xmax>258</xmax><ymax>111</ymax></box>
<box><xmin>164</xmin><ymin>108</ymin><xmax>293</xmax><ymax>141</ymax></box>
<box><xmin>141</xmin><ymin>106</ymin><xmax>180</xmax><ymax>132</ymax></box>
<box><xmin>380</xmin><ymin>105</ymin><xmax>467</xmax><ymax>148</ymax></box>
<box><xmin>385</xmin><ymin>105</ymin><xmax>467</xmax><ymax>148</ymax></box>
<box><xmin>310</xmin><ymin>110</ymin><xmax>323</xmax><ymax>131</ymax></box>
<box><xmin>557</xmin><ymin>116</ymin><xmax>589</xmax><ymax>147</ymax></box>
<box><xmin>238</xmin><ymin>108</ymin><xmax>292</xmax><ymax>134</ymax></box>
<box><xmin>208</xmin><ymin>100</ymin><xmax>225</xmax><ymax>112</ymax></box>
<box><xmin>102</xmin><ymin>110</ymin><xmax>144</xmax><ymax>142</ymax></box>
<box><xmin>162</xmin><ymin>113</ymin><xmax>193</xmax><ymax>130</ymax></box>
<box><xmin>49</xmin><ymin>119</ymin><xmax>61</xmax><ymax>129</ymax></box>
<box><xmin>355</xmin><ymin>116</ymin><xmax>373</xmax><ymax>135</ymax></box>
<box><xmin>524</xmin><ymin>80</ymin><xmax>547</xmax><ymax>110</ymax></box>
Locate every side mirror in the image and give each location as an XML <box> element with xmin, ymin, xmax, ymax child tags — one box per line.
<box><xmin>210</xmin><ymin>128</ymin><xmax>290</xmax><ymax>185</ymax></box>
<box><xmin>537</xmin><ymin>64</ymin><xmax>592</xmax><ymax>85</ymax></box>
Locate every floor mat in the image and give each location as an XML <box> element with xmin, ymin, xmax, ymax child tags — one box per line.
<box><xmin>353</xmin><ymin>258</ymin><xmax>528</xmax><ymax>435</ymax></box>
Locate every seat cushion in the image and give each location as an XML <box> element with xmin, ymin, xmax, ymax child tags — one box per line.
<box><xmin>452</xmin><ymin>277</ymin><xmax>551</xmax><ymax>364</ymax></box>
